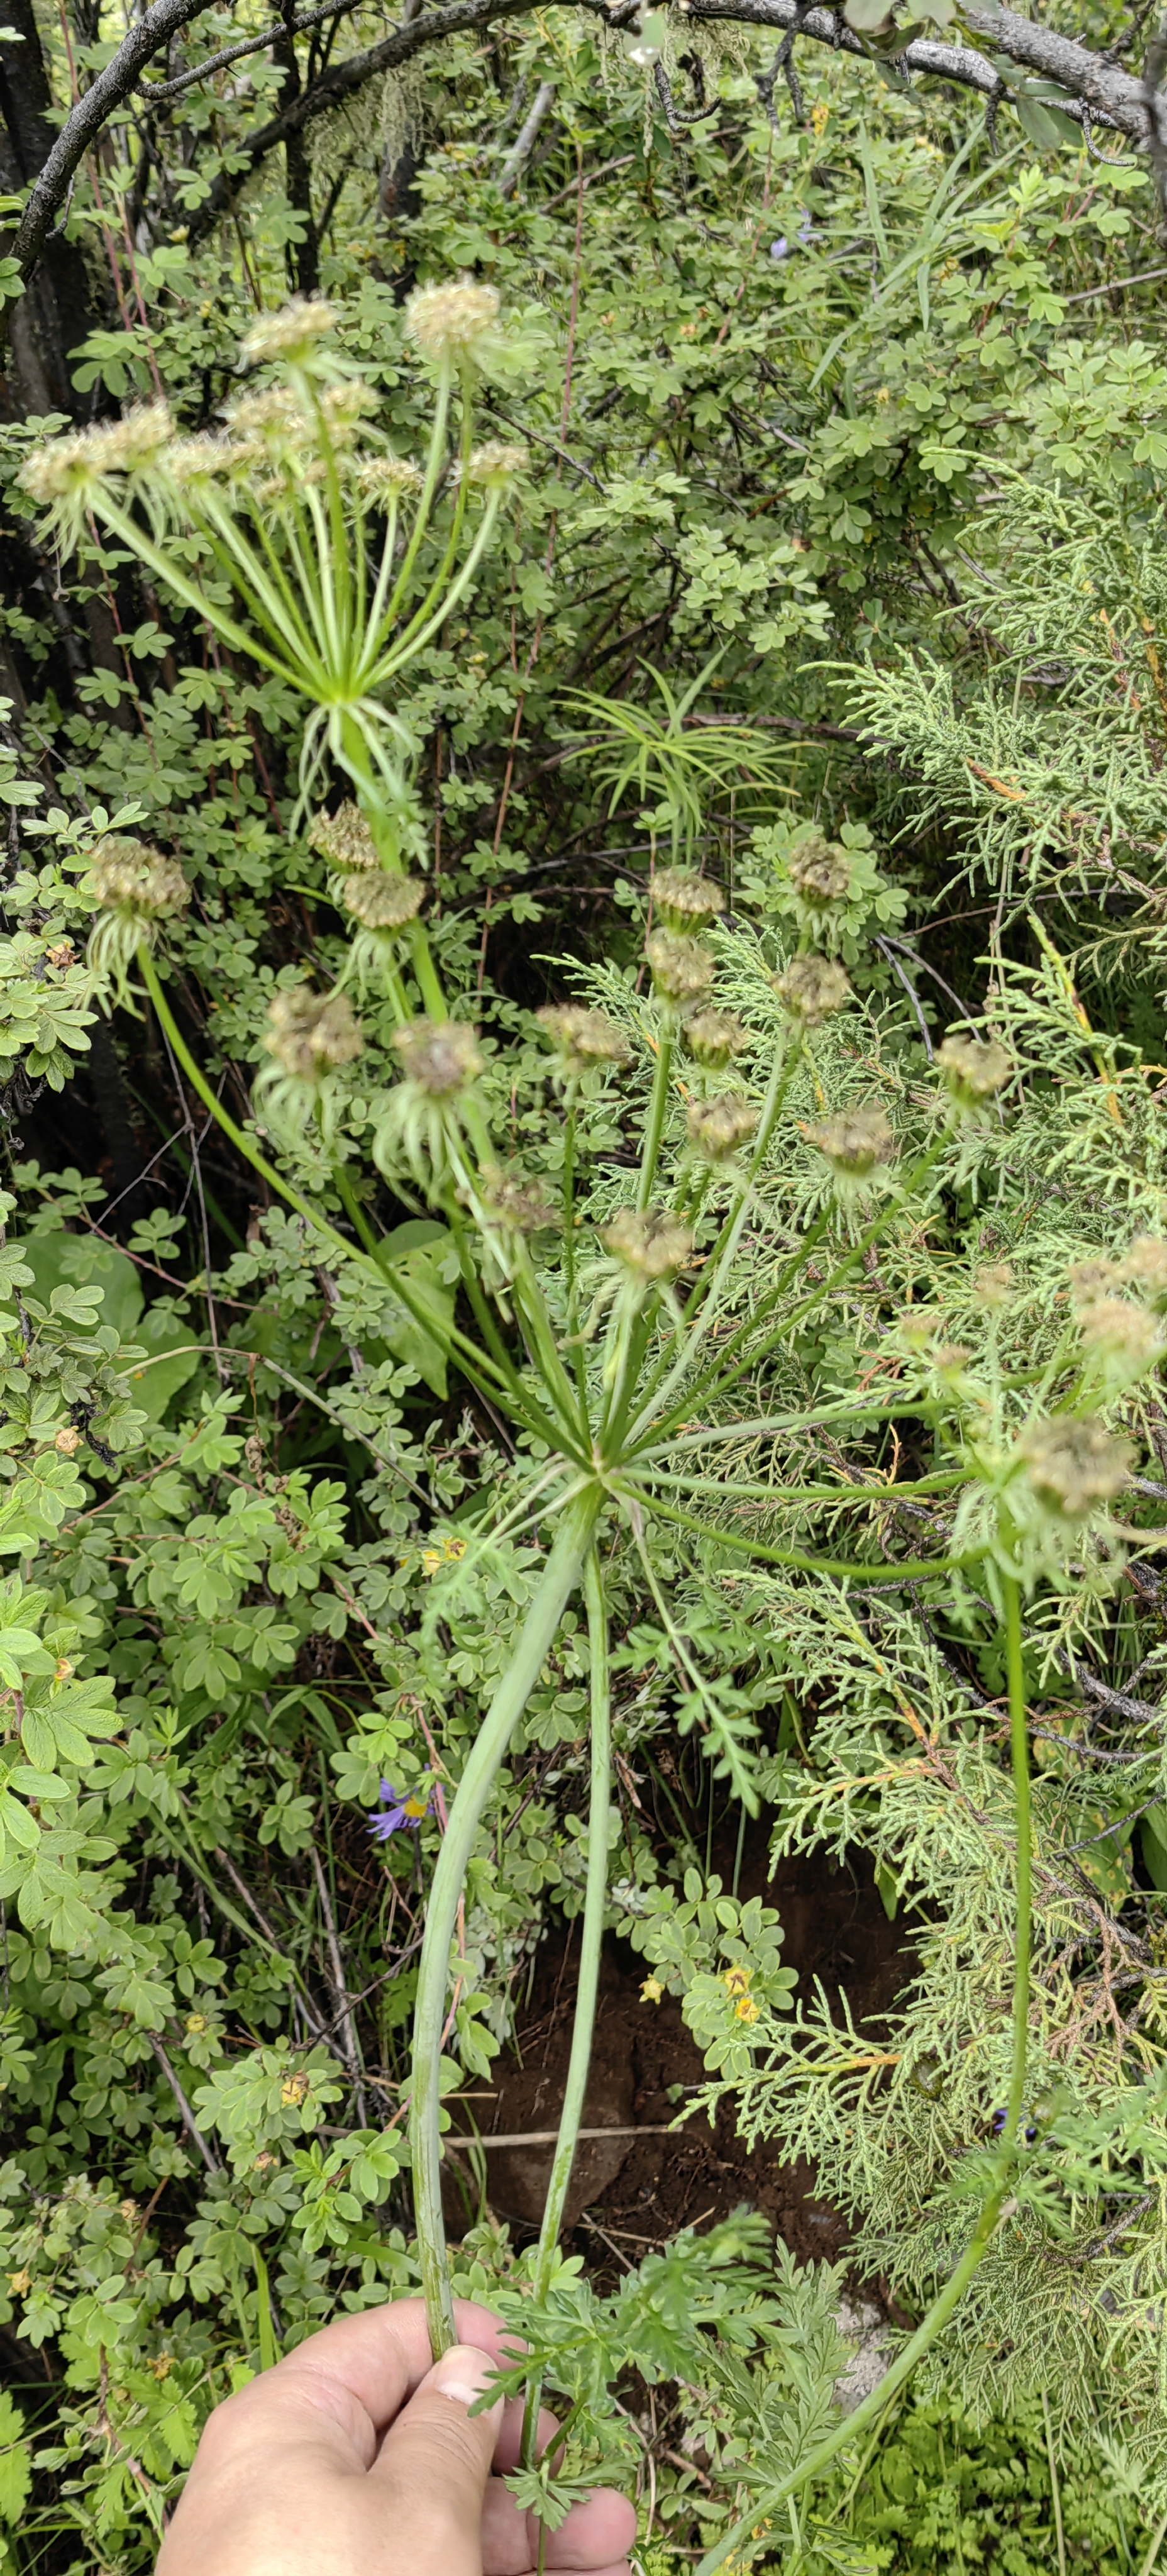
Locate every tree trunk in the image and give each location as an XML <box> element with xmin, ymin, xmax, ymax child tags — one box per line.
<box><xmin>0</xmin><ymin>0</ymin><xmax>100</xmax><ymax>417</ymax></box>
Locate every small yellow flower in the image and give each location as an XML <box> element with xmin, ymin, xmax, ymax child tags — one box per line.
<box><xmin>149</xmin><ymin>2352</ymin><xmax>174</xmax><ymax>2381</ymax></box>
<box><xmin>875</xmin><ymin>386</ymin><xmax>890</xmax><ymax>406</ymax></box>
<box><xmin>641</xmin><ymin>1977</ymin><xmax>665</xmax><ymax>2005</ymax></box>
<box><xmin>811</xmin><ymin>99</ymin><xmax>830</xmax><ymax>138</ymax></box>
<box><xmin>734</xmin><ymin>1996</ymin><xmax>760</xmax><ymax>2024</ymax></box>
<box><xmin>185</xmin><ymin>2013</ymin><xmax>207</xmax><ymax>2035</ymax></box>
<box><xmin>422</xmin><ymin>1548</ymin><xmax>443</xmax><ymax>1575</ymax></box>
<box><xmin>443</xmin><ymin>1536</ymin><xmax>467</xmax><ymax>1562</ymax></box>
<box><xmin>54</xmin><ymin>1657</ymin><xmax>74</xmax><ymax>1680</ymax></box>
<box><xmin>723</xmin><ymin>1964</ymin><xmax>753</xmax><ymax>1996</ymax></box>
<box><xmin>281</xmin><ymin>2072</ymin><xmax>310</xmax><ymax>2107</ymax></box>
<box><xmin>7</xmin><ymin>2269</ymin><xmax>30</xmax><ymax>2296</ymax></box>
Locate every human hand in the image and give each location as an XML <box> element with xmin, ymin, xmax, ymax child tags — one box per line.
<box><xmin>155</xmin><ymin>2295</ymin><xmax>637</xmax><ymax>2576</ymax></box>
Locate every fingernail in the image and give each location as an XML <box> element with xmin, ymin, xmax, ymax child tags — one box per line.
<box><xmin>430</xmin><ymin>2343</ymin><xmax>504</xmax><ymax>2411</ymax></box>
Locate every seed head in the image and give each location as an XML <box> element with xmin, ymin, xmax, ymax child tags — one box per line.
<box><xmin>309</xmin><ymin>803</ymin><xmax>379</xmax><ymax>870</ymax></box>
<box><xmin>393</xmin><ymin>1018</ymin><xmax>482</xmax><ymax>1097</ymax></box>
<box><xmin>772</xmin><ymin>953</ymin><xmax>853</xmax><ymax>1028</ymax></box>
<box><xmin>684</xmin><ymin>1009</ymin><xmax>749</xmax><ymax>1070</ymax></box>
<box><xmin>265</xmin><ymin>988</ymin><xmax>363</xmax><ymax>1080</ymax></box>
<box><xmin>687</xmin><ymin>1094</ymin><xmax>758</xmax><ymax>1163</ymax></box>
<box><xmin>240</xmin><ymin>299</ymin><xmax>339</xmax><ymax>366</ymax></box>
<box><xmin>321</xmin><ymin>380</ymin><xmax>374</xmax><ymax>443</ymax></box>
<box><xmin>21</xmin><ymin>431</ymin><xmax>102</xmax><ymax>509</ymax></box>
<box><xmin>1068</xmin><ymin>1258</ymin><xmax>1120</xmax><ymax>1307</ymax></box>
<box><xmin>355</xmin><ymin>454</ymin><xmax>425</xmax><ymax>504</ymax></box>
<box><xmin>166</xmin><ymin>433</ymin><xmax>230</xmax><ymax>489</ymax></box>
<box><xmin>653</xmin><ymin>869</ymin><xmax>724</xmax><ymax>935</ymax></box>
<box><xmin>536</xmin><ymin>1004</ymin><xmax>631</xmax><ymax>1075</ymax></box>
<box><xmin>341</xmin><ymin>874</ymin><xmax>426</xmax><ymax>930</ymax></box>
<box><xmin>1077</xmin><ymin>1297</ymin><xmax>1164</xmax><ymax>1371</ymax></box>
<box><xmin>645</xmin><ymin>930</ymin><xmax>716</xmax><ymax>1008</ymax></box>
<box><xmin>787</xmin><ymin>833</ymin><xmax>851</xmax><ymax>908</ymax></box>
<box><xmin>226</xmin><ymin>387</ymin><xmax>301</xmax><ymax>443</ymax></box>
<box><xmin>936</xmin><ymin>1034</ymin><xmax>1011</xmax><ymax>1107</ymax></box>
<box><xmin>1123</xmin><ymin>1235</ymin><xmax>1167</xmax><ymax>1300</ymax></box>
<box><xmin>1020</xmin><ymin>1417</ymin><xmax>1132</xmax><ymax>1518</ymax></box>
<box><xmin>406</xmin><ymin>278</ymin><xmax>501</xmax><ymax>370</ymax></box>
<box><xmin>480</xmin><ymin>1166</ymin><xmax>558</xmax><ymax>1236</ymax></box>
<box><xmin>87</xmin><ymin>401</ymin><xmax>174</xmax><ymax>475</ymax></box>
<box><xmin>465</xmin><ymin>441</ymin><xmax>528</xmax><ymax>487</ymax></box>
<box><xmin>976</xmin><ymin>1262</ymin><xmax>1015</xmax><ymax>1309</ymax></box>
<box><xmin>21</xmin><ymin>404</ymin><xmax>172</xmax><ymax>510</ymax></box>
<box><xmin>92</xmin><ymin>838</ymin><xmax>190</xmax><ymax>919</ymax></box>
<box><xmin>603</xmin><ymin>1208</ymin><xmax>694</xmax><ymax>1280</ymax></box>
<box><xmin>807</xmin><ymin>1104</ymin><xmax>894</xmax><ymax>1179</ymax></box>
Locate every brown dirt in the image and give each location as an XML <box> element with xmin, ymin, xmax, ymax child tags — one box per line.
<box><xmin>446</xmin><ymin>1825</ymin><xmax>912</xmax><ymax>2280</ymax></box>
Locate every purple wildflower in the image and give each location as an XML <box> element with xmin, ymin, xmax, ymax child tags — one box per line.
<box><xmin>368</xmin><ymin>1775</ymin><xmax>433</xmax><ymax>1841</ymax></box>
<box><xmin>991</xmin><ymin>2106</ymin><xmax>1038</xmax><ymax>2143</ymax></box>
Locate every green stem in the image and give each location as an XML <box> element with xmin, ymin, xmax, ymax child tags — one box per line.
<box><xmin>1139</xmin><ymin>2504</ymin><xmax>1167</xmax><ymax>2576</ymax></box>
<box><xmin>693</xmin><ymin>1562</ymin><xmax>1033</xmax><ymax>2576</ymax></box>
<box><xmin>1002</xmin><ymin>1574</ymin><xmax>1032</xmax><ymax>2143</ymax></box>
<box><xmin>411</xmin><ymin>1486</ymin><xmax>603</xmax><ymax>2355</ymax></box>
<box><xmin>521</xmin><ymin>1545</ymin><xmax>612</xmax><ymax>2466</ymax></box>
<box><xmin>636</xmin><ymin>1026</ymin><xmax>675</xmax><ymax>1211</ymax></box>
<box><xmin>634</xmin><ymin>1136</ymin><xmax>946</xmax><ymax>1455</ymax></box>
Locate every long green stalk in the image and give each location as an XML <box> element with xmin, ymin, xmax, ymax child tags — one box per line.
<box><xmin>521</xmin><ymin>1544</ymin><xmax>612</xmax><ymax>2464</ymax></box>
<box><xmin>693</xmin><ymin>1567</ymin><xmax>1033</xmax><ymax>2576</ymax></box>
<box><xmin>411</xmin><ymin>1486</ymin><xmax>603</xmax><ymax>2353</ymax></box>
<box><xmin>636</xmin><ymin>1025</ymin><xmax>675</xmax><ymax>1212</ymax></box>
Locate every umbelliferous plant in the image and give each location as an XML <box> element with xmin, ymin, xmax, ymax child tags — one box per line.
<box><xmin>23</xmin><ymin>284</ymin><xmax>1167</xmax><ymax>2563</ymax></box>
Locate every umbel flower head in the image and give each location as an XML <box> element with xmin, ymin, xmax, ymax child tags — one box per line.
<box><xmin>1122</xmin><ymin>1235</ymin><xmax>1167</xmax><ymax>1302</ymax></box>
<box><xmin>91</xmin><ymin>837</ymin><xmax>189</xmax><ymax>920</ymax></box>
<box><xmin>936</xmin><ymin>1033</ymin><xmax>1011</xmax><ymax>1115</ymax></box>
<box><xmin>537</xmin><ymin>1005</ymin><xmax>632</xmax><ymax>1080</ymax></box>
<box><xmin>309</xmin><ymin>803</ymin><xmax>379</xmax><ymax>871</ymax></box>
<box><xmin>265</xmin><ymin>987</ymin><xmax>363</xmax><ymax>1082</ymax></box>
<box><xmin>406</xmin><ymin>277</ymin><xmax>501</xmax><ymax>373</ymax></box>
<box><xmin>240</xmin><ymin>299</ymin><xmax>338</xmax><ymax>368</ymax></box>
<box><xmin>645</xmin><ymin>930</ymin><xmax>716</xmax><ymax>1009</ymax></box>
<box><xmin>256</xmin><ymin>986</ymin><xmax>363</xmax><ymax>1145</ymax></box>
<box><xmin>684</xmin><ymin>1009</ymin><xmax>748</xmax><ymax>1070</ymax></box>
<box><xmin>86</xmin><ymin>836</ymin><xmax>191</xmax><ymax>1004</ymax></box>
<box><xmin>772</xmin><ymin>954</ymin><xmax>852</xmax><ymax>1029</ymax></box>
<box><xmin>603</xmin><ymin>1208</ymin><xmax>694</xmax><ymax>1281</ymax></box>
<box><xmin>341</xmin><ymin>875</ymin><xmax>426</xmax><ymax>931</ymax></box>
<box><xmin>1020</xmin><ymin>1416</ymin><xmax>1132</xmax><ymax>1519</ymax></box>
<box><xmin>1068</xmin><ymin>1257</ymin><xmax>1120</xmax><ymax>1307</ymax></box>
<box><xmin>465</xmin><ymin>442</ymin><xmax>529</xmax><ymax>489</ymax></box>
<box><xmin>21</xmin><ymin>402</ymin><xmax>173</xmax><ymax>537</ymax></box>
<box><xmin>375</xmin><ymin>1019</ymin><xmax>483</xmax><ymax>1192</ymax></box>
<box><xmin>478</xmin><ymin>1165</ymin><xmax>559</xmax><ymax>1241</ymax></box>
<box><xmin>653</xmin><ymin>869</ymin><xmax>724</xmax><ymax>935</ymax></box>
<box><xmin>807</xmin><ymin>1104</ymin><xmax>895</xmax><ymax>1194</ymax></box>
<box><xmin>788</xmin><ymin>835</ymin><xmax>850</xmax><ymax>903</ymax></box>
<box><xmin>355</xmin><ymin>453</ymin><xmax>426</xmax><ymax>506</ymax></box>
<box><xmin>687</xmin><ymin>1094</ymin><xmax>758</xmax><ymax>1164</ymax></box>
<box><xmin>785</xmin><ymin>832</ymin><xmax>853</xmax><ymax>930</ymax></box>
<box><xmin>393</xmin><ymin>1019</ymin><xmax>482</xmax><ymax>1097</ymax></box>
<box><xmin>1077</xmin><ymin>1296</ymin><xmax>1165</xmax><ymax>1382</ymax></box>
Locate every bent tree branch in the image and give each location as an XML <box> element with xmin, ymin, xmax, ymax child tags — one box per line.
<box><xmin>10</xmin><ymin>0</ymin><xmax>1158</xmax><ymax>286</ymax></box>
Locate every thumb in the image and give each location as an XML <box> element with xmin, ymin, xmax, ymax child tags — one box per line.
<box><xmin>371</xmin><ymin>2341</ymin><xmax>505</xmax><ymax>2576</ymax></box>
